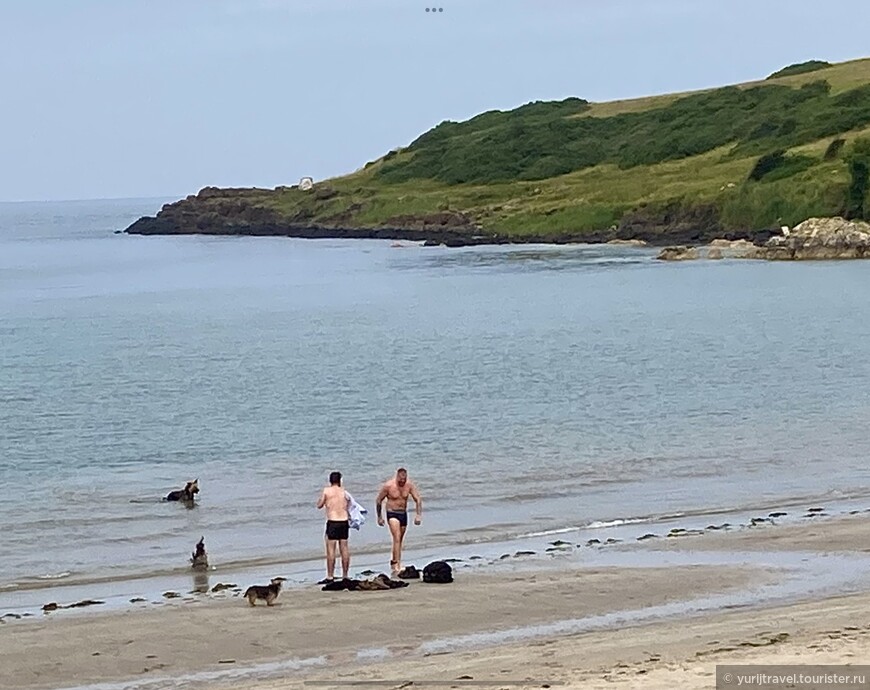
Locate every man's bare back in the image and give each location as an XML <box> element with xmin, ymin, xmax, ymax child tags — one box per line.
<box><xmin>317</xmin><ymin>471</ymin><xmax>351</xmax><ymax>582</ymax></box>
<box><xmin>319</xmin><ymin>485</ymin><xmax>349</xmax><ymax>521</ymax></box>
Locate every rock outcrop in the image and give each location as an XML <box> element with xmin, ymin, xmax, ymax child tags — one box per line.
<box><xmin>656</xmin><ymin>240</ymin><xmax>763</xmax><ymax>261</ymax></box>
<box><xmin>120</xmin><ymin>186</ymin><xmax>778</xmax><ymax>248</ymax></box>
<box><xmin>656</xmin><ymin>219</ymin><xmax>870</xmax><ymax>261</ymax></box>
<box><xmin>618</xmin><ymin>202</ymin><xmax>777</xmax><ymax>246</ymax></box>
<box><xmin>759</xmin><ymin>216</ymin><xmax>870</xmax><ymax>260</ymax></box>
<box><xmin>124</xmin><ymin>188</ymin><xmax>494</xmax><ymax>246</ymax></box>
<box><xmin>657</xmin><ymin>245</ymin><xmax>699</xmax><ymax>261</ymax></box>
<box><xmin>125</xmin><ymin>184</ymin><xmax>870</xmax><ymax>255</ymax></box>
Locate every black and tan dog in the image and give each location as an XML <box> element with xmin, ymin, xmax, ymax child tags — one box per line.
<box><xmin>165</xmin><ymin>479</ymin><xmax>199</xmax><ymax>503</ymax></box>
<box><xmin>244</xmin><ymin>577</ymin><xmax>286</xmax><ymax>606</ymax></box>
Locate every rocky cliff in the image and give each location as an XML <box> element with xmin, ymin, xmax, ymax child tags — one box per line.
<box><xmin>762</xmin><ymin>216</ymin><xmax>870</xmax><ymax>259</ymax></box>
<box><xmin>124</xmin><ymin>186</ymin><xmax>781</xmax><ymax>248</ymax></box>
<box><xmin>656</xmin><ymin>217</ymin><xmax>870</xmax><ymax>260</ymax></box>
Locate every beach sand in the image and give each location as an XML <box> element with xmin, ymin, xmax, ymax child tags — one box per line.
<box><xmin>3</xmin><ymin>512</ymin><xmax>870</xmax><ymax>690</ymax></box>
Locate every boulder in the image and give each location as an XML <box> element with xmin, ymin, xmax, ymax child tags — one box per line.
<box><xmin>606</xmin><ymin>238</ymin><xmax>647</xmax><ymax>246</ymax></box>
<box><xmin>656</xmin><ymin>245</ymin><xmax>699</xmax><ymax>261</ymax></box>
<box><xmin>657</xmin><ymin>238</ymin><xmax>765</xmax><ymax>261</ymax></box>
<box><xmin>760</xmin><ymin>217</ymin><xmax>870</xmax><ymax>260</ymax></box>
<box><xmin>704</xmin><ymin>238</ymin><xmax>763</xmax><ymax>259</ymax></box>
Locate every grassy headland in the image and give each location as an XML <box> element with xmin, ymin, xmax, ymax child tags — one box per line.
<box><xmin>126</xmin><ymin>57</ymin><xmax>870</xmax><ymax>245</ymax></box>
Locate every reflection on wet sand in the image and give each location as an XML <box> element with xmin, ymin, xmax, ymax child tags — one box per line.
<box><xmin>192</xmin><ymin>571</ymin><xmax>210</xmax><ymax>594</ymax></box>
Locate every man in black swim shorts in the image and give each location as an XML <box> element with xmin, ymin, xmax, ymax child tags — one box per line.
<box><xmin>317</xmin><ymin>471</ymin><xmax>350</xmax><ymax>581</ymax></box>
<box><xmin>375</xmin><ymin>468</ymin><xmax>422</xmax><ymax>575</ymax></box>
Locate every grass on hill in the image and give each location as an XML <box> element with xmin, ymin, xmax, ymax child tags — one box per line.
<box><xmin>374</xmin><ymin>77</ymin><xmax>870</xmax><ymax>186</ymax></box>
<box><xmin>252</xmin><ymin>57</ymin><xmax>870</xmax><ymax>239</ymax></box>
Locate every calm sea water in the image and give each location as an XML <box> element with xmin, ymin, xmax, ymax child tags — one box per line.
<box><xmin>3</xmin><ymin>198</ymin><xmax>870</xmax><ymax>592</ymax></box>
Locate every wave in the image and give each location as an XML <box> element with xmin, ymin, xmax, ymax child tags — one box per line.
<box><xmin>517</xmin><ymin>517</ymin><xmax>647</xmax><ymax>539</ymax></box>
<box><xmin>586</xmin><ymin>518</ymin><xmax>646</xmax><ymax>529</ymax></box>
<box><xmin>509</xmin><ymin>492</ymin><xmax>870</xmax><ymax>542</ymax></box>
<box><xmin>36</xmin><ymin>571</ymin><xmax>72</xmax><ymax>581</ymax></box>
<box><xmin>516</xmin><ymin>526</ymin><xmax>584</xmax><ymax>539</ymax></box>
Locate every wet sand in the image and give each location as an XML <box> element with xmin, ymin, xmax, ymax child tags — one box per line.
<box><xmin>4</xmin><ymin>510</ymin><xmax>870</xmax><ymax>690</ymax></box>
<box><xmin>257</xmin><ymin>590</ymin><xmax>870</xmax><ymax>690</ymax></box>
<box><xmin>1</xmin><ymin>564</ymin><xmax>757</xmax><ymax>690</ymax></box>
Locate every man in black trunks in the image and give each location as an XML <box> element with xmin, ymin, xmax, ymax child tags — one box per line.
<box><xmin>375</xmin><ymin>468</ymin><xmax>422</xmax><ymax>575</ymax></box>
<box><xmin>317</xmin><ymin>471</ymin><xmax>350</xmax><ymax>582</ymax></box>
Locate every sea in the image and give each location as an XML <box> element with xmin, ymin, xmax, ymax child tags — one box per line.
<box><xmin>3</xmin><ymin>198</ymin><xmax>870</xmax><ymax>605</ymax></box>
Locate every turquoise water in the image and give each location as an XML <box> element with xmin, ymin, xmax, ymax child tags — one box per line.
<box><xmin>3</xmin><ymin>199</ymin><xmax>870</xmax><ymax>592</ymax></box>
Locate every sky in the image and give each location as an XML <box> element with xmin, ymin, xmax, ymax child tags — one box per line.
<box><xmin>1</xmin><ymin>0</ymin><xmax>869</xmax><ymax>202</ymax></box>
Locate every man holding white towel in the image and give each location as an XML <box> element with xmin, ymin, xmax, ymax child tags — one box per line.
<box><xmin>316</xmin><ymin>471</ymin><xmax>351</xmax><ymax>582</ymax></box>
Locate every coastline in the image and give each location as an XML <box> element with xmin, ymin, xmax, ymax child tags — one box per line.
<box><xmin>5</xmin><ymin>491</ymin><xmax>870</xmax><ymax>614</ymax></box>
<box><xmin>122</xmin><ymin>220</ymin><xmax>772</xmax><ymax>250</ymax></box>
<box><xmin>120</xmin><ymin>188</ymin><xmax>778</xmax><ymax>249</ymax></box>
<box><xmin>124</xmin><ymin>216</ymin><xmax>629</xmax><ymax>249</ymax></box>
<box><xmin>6</xmin><ymin>509</ymin><xmax>870</xmax><ymax>690</ymax></box>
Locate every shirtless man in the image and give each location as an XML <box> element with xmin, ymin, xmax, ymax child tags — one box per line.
<box><xmin>375</xmin><ymin>468</ymin><xmax>422</xmax><ymax>575</ymax></box>
<box><xmin>317</xmin><ymin>471</ymin><xmax>350</xmax><ymax>582</ymax></box>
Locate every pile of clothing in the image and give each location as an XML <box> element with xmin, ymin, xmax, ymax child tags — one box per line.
<box><xmin>321</xmin><ymin>573</ymin><xmax>408</xmax><ymax>591</ymax></box>
<box><xmin>320</xmin><ymin>561</ymin><xmax>454</xmax><ymax>591</ymax></box>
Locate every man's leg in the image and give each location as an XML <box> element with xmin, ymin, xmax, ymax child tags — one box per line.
<box><xmin>339</xmin><ymin>539</ymin><xmax>350</xmax><ymax>579</ymax></box>
<box><xmin>388</xmin><ymin>517</ymin><xmax>403</xmax><ymax>573</ymax></box>
<box><xmin>397</xmin><ymin>525</ymin><xmax>409</xmax><ymax>572</ymax></box>
<box><xmin>325</xmin><ymin>537</ymin><xmax>336</xmax><ymax>580</ymax></box>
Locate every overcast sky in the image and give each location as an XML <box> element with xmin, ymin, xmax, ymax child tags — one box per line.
<box><xmin>1</xmin><ymin>0</ymin><xmax>868</xmax><ymax>202</ymax></box>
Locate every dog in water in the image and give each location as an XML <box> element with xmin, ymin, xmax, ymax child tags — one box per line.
<box><xmin>244</xmin><ymin>577</ymin><xmax>286</xmax><ymax>606</ymax></box>
<box><xmin>190</xmin><ymin>537</ymin><xmax>208</xmax><ymax>570</ymax></box>
<box><xmin>165</xmin><ymin>479</ymin><xmax>199</xmax><ymax>503</ymax></box>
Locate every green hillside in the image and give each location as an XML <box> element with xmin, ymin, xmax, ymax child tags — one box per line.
<box><xmin>128</xmin><ymin>57</ymin><xmax>870</xmax><ymax>244</ymax></box>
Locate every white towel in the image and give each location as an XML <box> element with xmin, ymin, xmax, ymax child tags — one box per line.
<box><xmin>346</xmin><ymin>492</ymin><xmax>368</xmax><ymax>530</ymax></box>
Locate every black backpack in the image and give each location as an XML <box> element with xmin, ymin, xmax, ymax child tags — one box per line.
<box><xmin>422</xmin><ymin>560</ymin><xmax>453</xmax><ymax>584</ymax></box>
<box><xmin>397</xmin><ymin>565</ymin><xmax>420</xmax><ymax>580</ymax></box>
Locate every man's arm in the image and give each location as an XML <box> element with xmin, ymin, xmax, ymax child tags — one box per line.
<box><xmin>375</xmin><ymin>485</ymin><xmax>388</xmax><ymax>525</ymax></box>
<box><xmin>410</xmin><ymin>483</ymin><xmax>422</xmax><ymax>525</ymax></box>
<box><xmin>316</xmin><ymin>489</ymin><xmax>326</xmax><ymax>510</ymax></box>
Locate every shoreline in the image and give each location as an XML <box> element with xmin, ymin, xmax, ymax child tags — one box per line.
<box><xmin>6</xmin><ymin>512</ymin><xmax>870</xmax><ymax>689</ymax></box>
<box><xmin>123</xmin><ymin>222</ymin><xmax>653</xmax><ymax>248</ymax></box>
<box><xmin>121</xmin><ymin>207</ymin><xmax>776</xmax><ymax>249</ymax></box>
<box><xmin>122</xmin><ymin>223</ymin><xmax>753</xmax><ymax>250</ymax></box>
<box><xmin>0</xmin><ymin>562</ymin><xmax>770</xmax><ymax>690</ymax></box>
<box><xmin>5</xmin><ymin>492</ymin><xmax>870</xmax><ymax>616</ymax></box>
<box><xmin>1</xmin><ymin>491</ymin><xmax>866</xmax><ymax>605</ymax></box>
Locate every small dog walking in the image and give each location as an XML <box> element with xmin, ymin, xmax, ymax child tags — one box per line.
<box><xmin>244</xmin><ymin>577</ymin><xmax>287</xmax><ymax>606</ymax></box>
<box><xmin>165</xmin><ymin>479</ymin><xmax>199</xmax><ymax>503</ymax></box>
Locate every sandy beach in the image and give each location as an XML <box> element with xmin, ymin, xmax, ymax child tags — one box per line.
<box><xmin>4</xmin><ymin>508</ymin><xmax>870</xmax><ymax>690</ymax></box>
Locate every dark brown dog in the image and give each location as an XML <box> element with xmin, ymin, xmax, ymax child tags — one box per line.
<box><xmin>190</xmin><ymin>537</ymin><xmax>208</xmax><ymax>570</ymax></box>
<box><xmin>165</xmin><ymin>479</ymin><xmax>199</xmax><ymax>503</ymax></box>
<box><xmin>244</xmin><ymin>577</ymin><xmax>286</xmax><ymax>606</ymax></box>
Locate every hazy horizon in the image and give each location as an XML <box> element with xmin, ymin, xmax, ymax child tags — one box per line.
<box><xmin>2</xmin><ymin>0</ymin><xmax>869</xmax><ymax>203</ymax></box>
